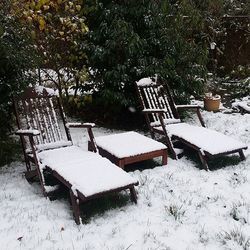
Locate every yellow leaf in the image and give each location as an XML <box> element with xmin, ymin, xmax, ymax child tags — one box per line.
<box><xmin>27</xmin><ymin>16</ymin><xmax>33</xmax><ymax>23</ymax></box>
<box><xmin>43</xmin><ymin>5</ymin><xmax>50</xmax><ymax>10</ymax></box>
<box><xmin>76</xmin><ymin>5</ymin><xmax>81</xmax><ymax>11</ymax></box>
<box><xmin>71</xmin><ymin>23</ymin><xmax>77</xmax><ymax>31</ymax></box>
<box><xmin>38</xmin><ymin>0</ymin><xmax>45</xmax><ymax>5</ymax></box>
<box><xmin>31</xmin><ymin>30</ymin><xmax>36</xmax><ymax>39</ymax></box>
<box><xmin>38</xmin><ymin>17</ymin><xmax>46</xmax><ymax>31</ymax></box>
<box><xmin>30</xmin><ymin>1</ymin><xmax>35</xmax><ymax>9</ymax></box>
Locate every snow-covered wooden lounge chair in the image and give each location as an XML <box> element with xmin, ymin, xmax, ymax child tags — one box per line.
<box><xmin>14</xmin><ymin>87</ymin><xmax>138</xmax><ymax>224</ymax></box>
<box><xmin>136</xmin><ymin>76</ymin><xmax>248</xmax><ymax>170</ymax></box>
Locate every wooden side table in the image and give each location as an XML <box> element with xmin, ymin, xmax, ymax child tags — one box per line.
<box><xmin>89</xmin><ymin>131</ymin><xmax>167</xmax><ymax>169</ymax></box>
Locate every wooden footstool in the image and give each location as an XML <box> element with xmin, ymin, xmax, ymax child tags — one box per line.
<box><xmin>89</xmin><ymin>131</ymin><xmax>167</xmax><ymax>168</ymax></box>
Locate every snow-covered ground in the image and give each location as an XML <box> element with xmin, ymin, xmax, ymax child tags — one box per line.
<box><xmin>1</xmin><ymin>110</ymin><xmax>250</xmax><ymax>250</ymax></box>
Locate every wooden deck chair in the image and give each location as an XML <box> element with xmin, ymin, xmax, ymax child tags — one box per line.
<box><xmin>136</xmin><ymin>76</ymin><xmax>248</xmax><ymax>170</ymax></box>
<box><xmin>13</xmin><ymin>87</ymin><xmax>138</xmax><ymax>224</ymax></box>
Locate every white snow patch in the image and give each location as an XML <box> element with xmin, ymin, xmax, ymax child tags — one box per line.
<box><xmin>232</xmin><ymin>96</ymin><xmax>250</xmax><ymax>113</ymax></box>
<box><xmin>1</xmin><ymin>110</ymin><xmax>250</xmax><ymax>249</ymax></box>
<box><xmin>136</xmin><ymin>76</ymin><xmax>157</xmax><ymax>86</ymax></box>
<box><xmin>34</xmin><ymin>85</ymin><xmax>56</xmax><ymax>96</ymax></box>
<box><xmin>16</xmin><ymin>129</ymin><xmax>40</xmax><ymax>135</ymax></box>
<box><xmin>36</xmin><ymin>140</ymin><xmax>73</xmax><ymax>152</ymax></box>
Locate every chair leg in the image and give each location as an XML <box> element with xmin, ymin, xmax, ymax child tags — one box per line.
<box><xmin>162</xmin><ymin>149</ymin><xmax>168</xmax><ymax>165</ymax></box>
<box><xmin>129</xmin><ymin>187</ymin><xmax>137</xmax><ymax>204</ymax></box>
<box><xmin>69</xmin><ymin>189</ymin><xmax>81</xmax><ymax>225</ymax></box>
<box><xmin>166</xmin><ymin>143</ymin><xmax>177</xmax><ymax>160</ymax></box>
<box><xmin>196</xmin><ymin>108</ymin><xmax>206</xmax><ymax>127</ymax></box>
<box><xmin>150</xmin><ymin>130</ymin><xmax>155</xmax><ymax>139</ymax></box>
<box><xmin>197</xmin><ymin>151</ymin><xmax>209</xmax><ymax>171</ymax></box>
<box><xmin>118</xmin><ymin>160</ymin><xmax>125</xmax><ymax>169</ymax></box>
<box><xmin>239</xmin><ymin>149</ymin><xmax>246</xmax><ymax>161</ymax></box>
<box><xmin>25</xmin><ymin>169</ymin><xmax>38</xmax><ymax>181</ymax></box>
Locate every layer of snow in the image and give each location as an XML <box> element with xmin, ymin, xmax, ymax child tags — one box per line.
<box><xmin>66</xmin><ymin>122</ymin><xmax>95</xmax><ymax>128</ymax></box>
<box><xmin>232</xmin><ymin>96</ymin><xmax>250</xmax><ymax>113</ymax></box>
<box><xmin>237</xmin><ymin>102</ymin><xmax>250</xmax><ymax>112</ymax></box>
<box><xmin>38</xmin><ymin>146</ymin><xmax>138</xmax><ymax>197</ymax></box>
<box><xmin>1</xmin><ymin>109</ymin><xmax>250</xmax><ymax>249</ymax></box>
<box><xmin>136</xmin><ymin>76</ymin><xmax>157</xmax><ymax>86</ymax></box>
<box><xmin>36</xmin><ymin>140</ymin><xmax>73</xmax><ymax>152</ymax></box>
<box><xmin>176</xmin><ymin>104</ymin><xmax>202</xmax><ymax>108</ymax></box>
<box><xmin>16</xmin><ymin>129</ymin><xmax>40</xmax><ymax>136</ymax></box>
<box><xmin>159</xmin><ymin>123</ymin><xmax>247</xmax><ymax>155</ymax></box>
<box><xmin>95</xmin><ymin>131</ymin><xmax>167</xmax><ymax>158</ymax></box>
<box><xmin>34</xmin><ymin>86</ymin><xmax>56</xmax><ymax>96</ymax></box>
<box><xmin>204</xmin><ymin>92</ymin><xmax>221</xmax><ymax>100</ymax></box>
<box><xmin>150</xmin><ymin>118</ymin><xmax>181</xmax><ymax>127</ymax></box>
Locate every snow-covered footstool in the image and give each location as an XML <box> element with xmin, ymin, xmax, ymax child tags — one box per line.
<box><xmin>232</xmin><ymin>99</ymin><xmax>250</xmax><ymax>114</ymax></box>
<box><xmin>89</xmin><ymin>131</ymin><xmax>168</xmax><ymax>168</ymax></box>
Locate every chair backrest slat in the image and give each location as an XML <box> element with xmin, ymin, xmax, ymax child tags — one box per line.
<box><xmin>49</xmin><ymin>98</ymin><xmax>63</xmax><ymax>141</ymax></box>
<box><xmin>44</xmin><ymin>98</ymin><xmax>58</xmax><ymax>142</ymax></box>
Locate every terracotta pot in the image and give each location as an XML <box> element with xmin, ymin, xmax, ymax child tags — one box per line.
<box><xmin>204</xmin><ymin>96</ymin><xmax>221</xmax><ymax>111</ymax></box>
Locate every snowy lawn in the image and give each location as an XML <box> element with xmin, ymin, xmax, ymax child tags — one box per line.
<box><xmin>1</xmin><ymin>111</ymin><xmax>250</xmax><ymax>250</ymax></box>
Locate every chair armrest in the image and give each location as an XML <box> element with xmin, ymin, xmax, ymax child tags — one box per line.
<box><xmin>66</xmin><ymin>122</ymin><xmax>95</xmax><ymax>129</ymax></box>
<box><xmin>142</xmin><ymin>109</ymin><xmax>167</xmax><ymax>114</ymax></box>
<box><xmin>176</xmin><ymin>104</ymin><xmax>202</xmax><ymax>109</ymax></box>
<box><xmin>67</xmin><ymin>122</ymin><xmax>97</xmax><ymax>153</ymax></box>
<box><xmin>16</xmin><ymin>129</ymin><xmax>40</xmax><ymax>136</ymax></box>
<box><xmin>176</xmin><ymin>105</ymin><xmax>206</xmax><ymax>127</ymax></box>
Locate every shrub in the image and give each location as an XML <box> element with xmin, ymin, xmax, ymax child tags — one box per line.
<box><xmin>84</xmin><ymin>0</ymin><xmax>208</xmax><ymax>117</ymax></box>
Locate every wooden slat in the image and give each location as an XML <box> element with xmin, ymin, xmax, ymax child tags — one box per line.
<box><xmin>50</xmin><ymin>98</ymin><xmax>63</xmax><ymax>141</ymax></box>
<box><xmin>46</xmin><ymin>98</ymin><xmax>61</xmax><ymax>141</ymax></box>
<box><xmin>30</xmin><ymin>98</ymin><xmax>45</xmax><ymax>144</ymax></box>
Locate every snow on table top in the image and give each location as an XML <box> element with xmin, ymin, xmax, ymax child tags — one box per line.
<box><xmin>38</xmin><ymin>146</ymin><xmax>137</xmax><ymax>197</ymax></box>
<box><xmin>159</xmin><ymin>123</ymin><xmax>247</xmax><ymax>155</ymax></box>
<box><xmin>95</xmin><ymin>131</ymin><xmax>167</xmax><ymax>158</ymax></box>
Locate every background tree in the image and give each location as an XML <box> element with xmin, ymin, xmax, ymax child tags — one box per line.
<box><xmin>0</xmin><ymin>0</ymin><xmax>38</xmax><ymax>165</ymax></box>
<box><xmin>15</xmin><ymin>0</ymin><xmax>89</xmax><ymax>98</ymax></box>
<box><xmin>84</xmin><ymin>0</ymin><xmax>208</xmax><ymax>122</ymax></box>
